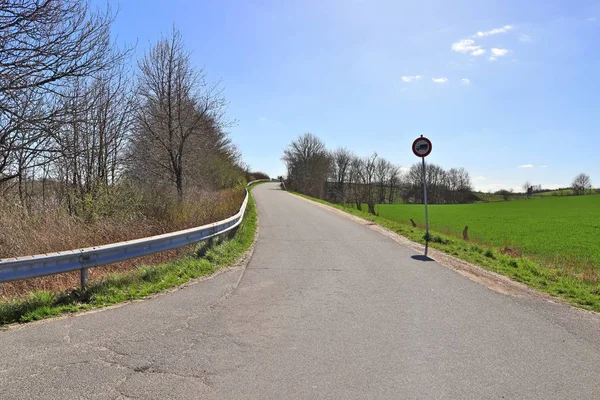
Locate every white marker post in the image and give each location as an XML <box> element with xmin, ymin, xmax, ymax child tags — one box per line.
<box><xmin>412</xmin><ymin>135</ymin><xmax>433</xmax><ymax>256</ymax></box>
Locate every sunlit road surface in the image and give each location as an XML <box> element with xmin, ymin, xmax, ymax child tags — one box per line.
<box><xmin>1</xmin><ymin>182</ymin><xmax>599</xmax><ymax>399</ymax></box>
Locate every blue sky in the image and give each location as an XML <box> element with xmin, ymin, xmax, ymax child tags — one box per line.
<box><xmin>101</xmin><ymin>0</ymin><xmax>600</xmax><ymax>191</ymax></box>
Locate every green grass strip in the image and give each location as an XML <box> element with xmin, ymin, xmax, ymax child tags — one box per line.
<box><xmin>0</xmin><ymin>186</ymin><xmax>260</xmax><ymax>327</ymax></box>
<box><xmin>292</xmin><ymin>192</ymin><xmax>600</xmax><ymax>312</ymax></box>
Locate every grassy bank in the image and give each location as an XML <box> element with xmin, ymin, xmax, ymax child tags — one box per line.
<box><xmin>293</xmin><ymin>192</ymin><xmax>600</xmax><ymax>312</ymax></box>
<box><xmin>0</xmin><ymin>186</ymin><xmax>260</xmax><ymax>327</ymax></box>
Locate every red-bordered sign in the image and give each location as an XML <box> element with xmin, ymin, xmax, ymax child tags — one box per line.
<box><xmin>412</xmin><ymin>136</ymin><xmax>432</xmax><ymax>158</ymax></box>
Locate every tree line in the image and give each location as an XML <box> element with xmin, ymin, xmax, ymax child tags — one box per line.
<box><xmin>282</xmin><ymin>133</ymin><xmax>474</xmax><ymax>215</ymax></box>
<box><xmin>507</xmin><ymin>174</ymin><xmax>595</xmax><ymax>200</ymax></box>
<box><xmin>0</xmin><ymin>1</ymin><xmax>252</xmax><ymax>222</ymax></box>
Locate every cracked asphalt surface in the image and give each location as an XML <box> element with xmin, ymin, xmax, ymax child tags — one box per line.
<box><xmin>1</xmin><ymin>182</ymin><xmax>600</xmax><ymax>399</ymax></box>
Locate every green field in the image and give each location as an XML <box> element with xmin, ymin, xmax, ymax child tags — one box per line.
<box><xmin>376</xmin><ymin>195</ymin><xmax>600</xmax><ymax>268</ymax></box>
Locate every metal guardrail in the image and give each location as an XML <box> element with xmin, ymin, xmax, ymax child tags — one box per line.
<box><xmin>0</xmin><ymin>180</ymin><xmax>269</xmax><ymax>287</ymax></box>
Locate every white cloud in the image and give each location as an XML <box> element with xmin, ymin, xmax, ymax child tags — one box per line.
<box><xmin>475</xmin><ymin>176</ymin><xmax>487</xmax><ymax>180</ymax></box>
<box><xmin>451</xmin><ymin>39</ymin><xmax>484</xmax><ymax>55</ymax></box>
<box><xmin>432</xmin><ymin>77</ymin><xmax>448</xmax><ymax>83</ymax></box>
<box><xmin>539</xmin><ymin>165</ymin><xmax>548</xmax><ymax>168</ymax></box>
<box><xmin>588</xmin><ymin>17</ymin><xmax>597</xmax><ymax>22</ymax></box>
<box><xmin>461</xmin><ymin>78</ymin><xmax>470</xmax><ymax>85</ymax></box>
<box><xmin>475</xmin><ymin>25</ymin><xmax>513</xmax><ymax>37</ymax></box>
<box><xmin>518</xmin><ymin>164</ymin><xmax>534</xmax><ymax>168</ymax></box>
<box><xmin>401</xmin><ymin>75</ymin><xmax>422</xmax><ymax>83</ymax></box>
<box><xmin>519</xmin><ymin>34</ymin><xmax>532</xmax><ymax>42</ymax></box>
<box><xmin>452</xmin><ymin>25</ymin><xmax>514</xmax><ymax>62</ymax></box>
<box><xmin>258</xmin><ymin>116</ymin><xmax>270</xmax><ymax>122</ymax></box>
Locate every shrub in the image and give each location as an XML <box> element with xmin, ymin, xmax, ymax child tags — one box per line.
<box><xmin>431</xmin><ymin>235</ymin><xmax>450</xmax><ymax>245</ymax></box>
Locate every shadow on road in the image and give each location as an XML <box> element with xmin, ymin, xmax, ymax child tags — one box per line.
<box><xmin>411</xmin><ymin>255</ymin><xmax>434</xmax><ymax>262</ymax></box>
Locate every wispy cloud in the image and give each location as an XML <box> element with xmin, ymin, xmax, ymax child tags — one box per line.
<box><xmin>539</xmin><ymin>165</ymin><xmax>548</xmax><ymax>168</ymax></box>
<box><xmin>451</xmin><ymin>39</ymin><xmax>484</xmax><ymax>56</ymax></box>
<box><xmin>588</xmin><ymin>17</ymin><xmax>597</xmax><ymax>22</ymax></box>
<box><xmin>461</xmin><ymin>78</ymin><xmax>470</xmax><ymax>85</ymax></box>
<box><xmin>519</xmin><ymin>34</ymin><xmax>532</xmax><ymax>42</ymax></box>
<box><xmin>475</xmin><ymin>25</ymin><xmax>513</xmax><ymax>37</ymax></box>
<box><xmin>491</xmin><ymin>48</ymin><xmax>509</xmax><ymax>56</ymax></box>
<box><xmin>518</xmin><ymin>164</ymin><xmax>534</xmax><ymax>168</ymax></box>
<box><xmin>452</xmin><ymin>25</ymin><xmax>514</xmax><ymax>63</ymax></box>
<box><xmin>489</xmin><ymin>48</ymin><xmax>509</xmax><ymax>61</ymax></box>
<box><xmin>401</xmin><ymin>75</ymin><xmax>422</xmax><ymax>83</ymax></box>
<box><xmin>258</xmin><ymin>116</ymin><xmax>270</xmax><ymax>123</ymax></box>
<box><xmin>475</xmin><ymin>176</ymin><xmax>487</xmax><ymax>180</ymax></box>
<box><xmin>432</xmin><ymin>77</ymin><xmax>448</xmax><ymax>83</ymax></box>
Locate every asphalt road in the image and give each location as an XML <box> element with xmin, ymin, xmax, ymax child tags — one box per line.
<box><xmin>1</xmin><ymin>182</ymin><xmax>600</xmax><ymax>399</ymax></box>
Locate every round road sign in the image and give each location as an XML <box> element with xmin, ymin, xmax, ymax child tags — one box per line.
<box><xmin>412</xmin><ymin>136</ymin><xmax>432</xmax><ymax>158</ymax></box>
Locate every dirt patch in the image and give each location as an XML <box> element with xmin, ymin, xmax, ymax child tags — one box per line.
<box><xmin>499</xmin><ymin>247</ymin><xmax>522</xmax><ymax>258</ymax></box>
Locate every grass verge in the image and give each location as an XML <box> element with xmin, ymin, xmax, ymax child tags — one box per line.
<box><xmin>0</xmin><ymin>186</ymin><xmax>260</xmax><ymax>327</ymax></box>
<box><xmin>292</xmin><ymin>192</ymin><xmax>600</xmax><ymax>312</ymax></box>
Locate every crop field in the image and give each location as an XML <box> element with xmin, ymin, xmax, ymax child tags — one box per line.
<box><xmin>376</xmin><ymin>195</ymin><xmax>600</xmax><ymax>268</ymax></box>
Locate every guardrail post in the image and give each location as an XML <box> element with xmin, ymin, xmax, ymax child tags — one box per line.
<box><xmin>80</xmin><ymin>267</ymin><xmax>88</xmax><ymax>289</ymax></box>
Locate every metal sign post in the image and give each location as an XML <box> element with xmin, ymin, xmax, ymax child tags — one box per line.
<box><xmin>421</xmin><ymin>156</ymin><xmax>430</xmax><ymax>256</ymax></box>
<box><xmin>412</xmin><ymin>135</ymin><xmax>433</xmax><ymax>257</ymax></box>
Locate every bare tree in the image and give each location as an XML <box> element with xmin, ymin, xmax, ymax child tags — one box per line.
<box><xmin>282</xmin><ymin>133</ymin><xmax>331</xmax><ymax>198</ymax></box>
<box><xmin>375</xmin><ymin>157</ymin><xmax>391</xmax><ymax>204</ymax></box>
<box><xmin>387</xmin><ymin>164</ymin><xmax>401</xmax><ymax>203</ymax></box>
<box><xmin>130</xmin><ymin>27</ymin><xmax>230</xmax><ymax>199</ymax></box>
<box><xmin>404</xmin><ymin>163</ymin><xmax>473</xmax><ymax>204</ymax></box>
<box><xmin>330</xmin><ymin>147</ymin><xmax>353</xmax><ymax>202</ymax></box>
<box><xmin>361</xmin><ymin>153</ymin><xmax>378</xmax><ymax>215</ymax></box>
<box><xmin>0</xmin><ymin>1</ymin><xmax>128</xmax><ymax>187</ymax></box>
<box><xmin>572</xmin><ymin>173</ymin><xmax>592</xmax><ymax>195</ymax></box>
<box><xmin>450</xmin><ymin>167</ymin><xmax>472</xmax><ymax>203</ymax></box>
<box><xmin>522</xmin><ymin>180</ymin><xmax>533</xmax><ymax>198</ymax></box>
<box><xmin>50</xmin><ymin>59</ymin><xmax>135</xmax><ymax>216</ymax></box>
<box><xmin>347</xmin><ymin>156</ymin><xmax>364</xmax><ymax>210</ymax></box>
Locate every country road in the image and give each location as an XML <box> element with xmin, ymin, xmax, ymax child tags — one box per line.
<box><xmin>1</xmin><ymin>182</ymin><xmax>600</xmax><ymax>399</ymax></box>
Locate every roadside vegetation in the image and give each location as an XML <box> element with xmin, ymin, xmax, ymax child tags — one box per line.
<box><xmin>293</xmin><ymin>192</ymin><xmax>600</xmax><ymax>312</ymax></box>
<box><xmin>0</xmin><ymin>185</ymin><xmax>260</xmax><ymax>327</ymax></box>
<box><xmin>0</xmin><ymin>2</ymin><xmax>269</xmax><ymax>299</ymax></box>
